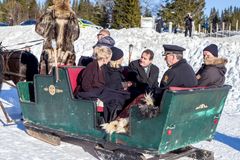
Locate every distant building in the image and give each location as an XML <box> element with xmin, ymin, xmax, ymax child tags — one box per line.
<box><xmin>141</xmin><ymin>16</ymin><xmax>155</xmax><ymax>29</ymax></box>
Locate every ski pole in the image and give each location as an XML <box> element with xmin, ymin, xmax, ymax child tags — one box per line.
<box><xmin>128</xmin><ymin>44</ymin><xmax>133</xmax><ymax>65</ymax></box>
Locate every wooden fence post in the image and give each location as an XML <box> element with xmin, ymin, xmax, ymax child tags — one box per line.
<box><xmin>210</xmin><ymin>23</ymin><xmax>212</xmax><ymax>36</ymax></box>
<box><xmin>236</xmin><ymin>20</ymin><xmax>239</xmax><ymax>31</ymax></box>
<box><xmin>222</xmin><ymin>22</ymin><xmax>225</xmax><ymax>32</ymax></box>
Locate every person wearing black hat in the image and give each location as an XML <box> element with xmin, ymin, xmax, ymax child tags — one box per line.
<box><xmin>128</xmin><ymin>49</ymin><xmax>159</xmax><ymax>98</ymax></box>
<box><xmin>160</xmin><ymin>44</ymin><xmax>197</xmax><ymax>88</ymax></box>
<box><xmin>104</xmin><ymin>47</ymin><xmax>131</xmax><ymax>90</ymax></box>
<box><xmin>196</xmin><ymin>44</ymin><xmax>228</xmax><ymax>87</ymax></box>
<box><xmin>99</xmin><ymin>47</ymin><xmax>131</xmax><ymax>122</ymax></box>
<box><xmin>153</xmin><ymin>44</ymin><xmax>197</xmax><ymax>105</ymax></box>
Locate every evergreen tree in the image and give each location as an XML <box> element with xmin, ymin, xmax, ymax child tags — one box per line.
<box><xmin>143</xmin><ymin>7</ymin><xmax>152</xmax><ymax>17</ymax></box>
<box><xmin>78</xmin><ymin>0</ymin><xmax>94</xmax><ymax>20</ymax></box>
<box><xmin>158</xmin><ymin>0</ymin><xmax>205</xmax><ymax>30</ymax></box>
<box><xmin>92</xmin><ymin>2</ymin><xmax>109</xmax><ymax>28</ymax></box>
<box><xmin>45</xmin><ymin>0</ymin><xmax>53</xmax><ymax>8</ymax></box>
<box><xmin>209</xmin><ymin>7</ymin><xmax>220</xmax><ymax>32</ymax></box>
<box><xmin>95</xmin><ymin>0</ymin><xmax>115</xmax><ymax>28</ymax></box>
<box><xmin>112</xmin><ymin>0</ymin><xmax>141</xmax><ymax>29</ymax></box>
<box><xmin>28</xmin><ymin>0</ymin><xmax>39</xmax><ymax>19</ymax></box>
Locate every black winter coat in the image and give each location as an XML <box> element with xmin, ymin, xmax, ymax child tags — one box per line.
<box><xmin>128</xmin><ymin>60</ymin><xmax>159</xmax><ymax>93</ymax></box>
<box><xmin>154</xmin><ymin>59</ymin><xmax>197</xmax><ymax>106</ymax></box>
<box><xmin>184</xmin><ymin>16</ymin><xmax>193</xmax><ymax>28</ymax></box>
<box><xmin>196</xmin><ymin>57</ymin><xmax>227</xmax><ymax>87</ymax></box>
<box><xmin>104</xmin><ymin>64</ymin><xmax>126</xmax><ymax>90</ymax></box>
<box><xmin>100</xmin><ymin>65</ymin><xmax>130</xmax><ymax>122</ymax></box>
<box><xmin>74</xmin><ymin>60</ymin><xmax>105</xmax><ymax>100</ymax></box>
<box><xmin>160</xmin><ymin>59</ymin><xmax>197</xmax><ymax>88</ymax></box>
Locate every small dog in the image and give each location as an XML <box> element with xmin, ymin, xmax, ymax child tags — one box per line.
<box><xmin>138</xmin><ymin>92</ymin><xmax>160</xmax><ymax>118</ymax></box>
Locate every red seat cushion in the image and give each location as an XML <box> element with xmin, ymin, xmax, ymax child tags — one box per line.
<box><xmin>66</xmin><ymin>67</ymin><xmax>84</xmax><ymax>92</ymax></box>
<box><xmin>169</xmin><ymin>86</ymin><xmax>206</xmax><ymax>91</ymax></box>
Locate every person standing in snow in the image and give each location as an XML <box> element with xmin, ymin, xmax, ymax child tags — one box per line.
<box><xmin>35</xmin><ymin>0</ymin><xmax>80</xmax><ymax>74</ymax></box>
<box><xmin>196</xmin><ymin>44</ymin><xmax>228</xmax><ymax>87</ymax></box>
<box><xmin>184</xmin><ymin>13</ymin><xmax>193</xmax><ymax>37</ymax></box>
<box><xmin>127</xmin><ymin>49</ymin><xmax>159</xmax><ymax>98</ymax></box>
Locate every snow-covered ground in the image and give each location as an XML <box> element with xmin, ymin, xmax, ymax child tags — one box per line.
<box><xmin>0</xmin><ymin>25</ymin><xmax>239</xmax><ymax>159</ymax></box>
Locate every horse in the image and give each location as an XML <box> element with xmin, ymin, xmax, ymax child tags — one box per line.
<box><xmin>0</xmin><ymin>43</ymin><xmax>39</xmax><ymax>84</ymax></box>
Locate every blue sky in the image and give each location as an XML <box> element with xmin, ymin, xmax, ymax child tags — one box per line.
<box><xmin>205</xmin><ymin>0</ymin><xmax>240</xmax><ymax>15</ymax></box>
<box><xmin>37</xmin><ymin>0</ymin><xmax>240</xmax><ymax>16</ymax></box>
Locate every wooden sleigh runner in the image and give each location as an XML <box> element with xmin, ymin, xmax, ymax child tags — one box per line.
<box><xmin>17</xmin><ymin>66</ymin><xmax>231</xmax><ymax>160</ymax></box>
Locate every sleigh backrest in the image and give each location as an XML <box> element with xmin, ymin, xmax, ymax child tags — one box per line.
<box><xmin>157</xmin><ymin>85</ymin><xmax>232</xmax><ymax>153</ymax></box>
<box><xmin>65</xmin><ymin>67</ymin><xmax>85</xmax><ymax>92</ymax></box>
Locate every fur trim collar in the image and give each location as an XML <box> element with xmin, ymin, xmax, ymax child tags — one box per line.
<box><xmin>204</xmin><ymin>57</ymin><xmax>228</xmax><ymax>65</ymax></box>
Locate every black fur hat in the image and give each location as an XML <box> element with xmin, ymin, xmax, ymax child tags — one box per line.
<box><xmin>111</xmin><ymin>47</ymin><xmax>124</xmax><ymax>61</ymax></box>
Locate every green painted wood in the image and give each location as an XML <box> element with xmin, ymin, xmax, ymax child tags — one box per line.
<box><xmin>110</xmin><ymin>86</ymin><xmax>231</xmax><ymax>154</ymax></box>
<box><xmin>17</xmin><ymin>82</ymin><xmax>33</xmax><ymax>102</ymax></box>
<box><xmin>17</xmin><ymin>67</ymin><xmax>105</xmax><ymax>139</ymax></box>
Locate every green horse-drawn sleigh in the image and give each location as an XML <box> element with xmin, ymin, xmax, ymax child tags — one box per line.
<box><xmin>17</xmin><ymin>66</ymin><xmax>231</xmax><ymax>160</ymax></box>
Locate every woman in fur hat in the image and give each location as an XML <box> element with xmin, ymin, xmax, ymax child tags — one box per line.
<box><xmin>196</xmin><ymin>44</ymin><xmax>228</xmax><ymax>87</ymax></box>
<box><xmin>36</xmin><ymin>0</ymin><xmax>80</xmax><ymax>74</ymax></box>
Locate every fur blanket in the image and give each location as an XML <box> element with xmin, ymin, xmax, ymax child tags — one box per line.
<box><xmin>36</xmin><ymin>0</ymin><xmax>80</xmax><ymax>74</ymax></box>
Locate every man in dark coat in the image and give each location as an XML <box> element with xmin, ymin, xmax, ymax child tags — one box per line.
<box><xmin>154</xmin><ymin>44</ymin><xmax>197</xmax><ymax>105</ymax></box>
<box><xmin>160</xmin><ymin>44</ymin><xmax>197</xmax><ymax>88</ymax></box>
<box><xmin>184</xmin><ymin>13</ymin><xmax>193</xmax><ymax>37</ymax></box>
<box><xmin>196</xmin><ymin>44</ymin><xmax>228</xmax><ymax>87</ymax></box>
<box><xmin>128</xmin><ymin>49</ymin><xmax>159</xmax><ymax>98</ymax></box>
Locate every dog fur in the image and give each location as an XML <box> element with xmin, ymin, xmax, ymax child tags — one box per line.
<box><xmin>138</xmin><ymin>93</ymin><xmax>160</xmax><ymax>118</ymax></box>
<box><xmin>204</xmin><ymin>57</ymin><xmax>228</xmax><ymax>66</ymax></box>
<box><xmin>101</xmin><ymin>118</ymin><xmax>129</xmax><ymax>135</ymax></box>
